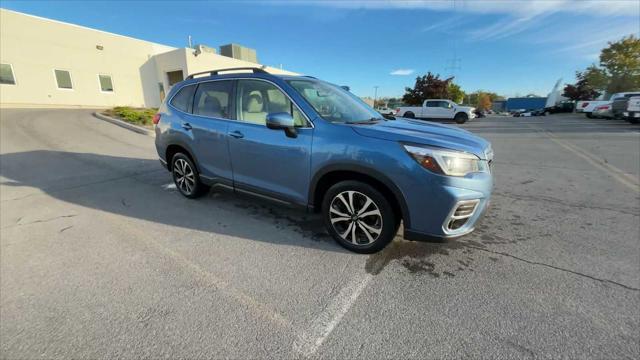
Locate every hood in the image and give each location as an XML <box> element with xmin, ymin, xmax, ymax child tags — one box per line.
<box><xmin>455</xmin><ymin>105</ymin><xmax>474</xmax><ymax>112</ymax></box>
<box><xmin>350</xmin><ymin>119</ymin><xmax>491</xmax><ymax>159</ymax></box>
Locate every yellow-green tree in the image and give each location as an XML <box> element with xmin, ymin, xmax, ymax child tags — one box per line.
<box><xmin>476</xmin><ymin>92</ymin><xmax>492</xmax><ymax>111</ymax></box>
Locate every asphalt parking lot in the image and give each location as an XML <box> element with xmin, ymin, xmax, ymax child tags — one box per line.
<box><xmin>1</xmin><ymin>109</ymin><xmax>639</xmax><ymax>359</ymax></box>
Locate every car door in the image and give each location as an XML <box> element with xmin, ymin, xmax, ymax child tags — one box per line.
<box><xmin>182</xmin><ymin>80</ymin><xmax>234</xmax><ymax>183</ymax></box>
<box><xmin>227</xmin><ymin>79</ymin><xmax>313</xmax><ymax>205</ymax></box>
<box><xmin>424</xmin><ymin>101</ymin><xmax>439</xmax><ymax>118</ymax></box>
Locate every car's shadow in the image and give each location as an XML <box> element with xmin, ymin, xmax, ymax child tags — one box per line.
<box><xmin>0</xmin><ymin>150</ymin><xmax>344</xmax><ymax>253</ymax></box>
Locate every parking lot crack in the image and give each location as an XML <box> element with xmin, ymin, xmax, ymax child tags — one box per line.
<box><xmin>464</xmin><ymin>244</ymin><xmax>640</xmax><ymax>292</ymax></box>
<box><xmin>4</xmin><ymin>214</ymin><xmax>78</xmax><ymax>229</ymax></box>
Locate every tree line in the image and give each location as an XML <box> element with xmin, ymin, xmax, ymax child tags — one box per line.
<box><xmin>376</xmin><ymin>72</ymin><xmax>504</xmax><ymax>111</ymax></box>
<box><xmin>563</xmin><ymin>35</ymin><xmax>639</xmax><ymax>101</ymax></box>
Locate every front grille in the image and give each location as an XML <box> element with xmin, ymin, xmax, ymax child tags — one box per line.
<box><xmin>445</xmin><ymin>200</ymin><xmax>480</xmax><ymax>232</ymax></box>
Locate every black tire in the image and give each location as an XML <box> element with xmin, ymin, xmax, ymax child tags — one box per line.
<box><xmin>322</xmin><ymin>181</ymin><xmax>398</xmax><ymax>254</ymax></box>
<box><xmin>454</xmin><ymin>112</ymin><xmax>468</xmax><ymax>124</ymax></box>
<box><xmin>404</xmin><ymin>111</ymin><xmax>415</xmax><ymax>119</ymax></box>
<box><xmin>628</xmin><ymin>118</ymin><xmax>639</xmax><ymax>124</ymax></box>
<box><xmin>586</xmin><ymin>113</ymin><xmax>594</xmax><ymax>119</ymax></box>
<box><xmin>171</xmin><ymin>153</ymin><xmax>208</xmax><ymax>198</ymax></box>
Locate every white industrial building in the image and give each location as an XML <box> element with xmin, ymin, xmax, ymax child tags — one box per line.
<box><xmin>0</xmin><ymin>8</ymin><xmax>296</xmax><ymax>108</ymax></box>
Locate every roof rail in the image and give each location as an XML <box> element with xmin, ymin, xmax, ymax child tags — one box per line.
<box><xmin>186</xmin><ymin>67</ymin><xmax>268</xmax><ymax>80</ymax></box>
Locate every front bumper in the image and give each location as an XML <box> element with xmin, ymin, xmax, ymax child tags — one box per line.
<box><xmin>401</xmin><ymin>169</ymin><xmax>493</xmax><ymax>242</ymax></box>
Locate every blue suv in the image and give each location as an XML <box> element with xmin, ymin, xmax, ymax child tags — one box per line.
<box><xmin>154</xmin><ymin>67</ymin><xmax>493</xmax><ymax>253</ymax></box>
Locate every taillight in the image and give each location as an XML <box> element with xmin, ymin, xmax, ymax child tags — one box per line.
<box><xmin>395</xmin><ymin>108</ymin><xmax>400</xmax><ymax>114</ymax></box>
<box><xmin>152</xmin><ymin>113</ymin><xmax>161</xmax><ymax>125</ymax></box>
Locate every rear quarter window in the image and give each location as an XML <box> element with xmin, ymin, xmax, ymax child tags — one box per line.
<box><xmin>170</xmin><ymin>85</ymin><xmax>196</xmax><ymax>113</ymax></box>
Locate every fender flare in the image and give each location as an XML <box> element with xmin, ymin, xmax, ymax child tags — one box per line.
<box><xmin>309</xmin><ymin>163</ymin><xmax>412</xmax><ymax>229</ymax></box>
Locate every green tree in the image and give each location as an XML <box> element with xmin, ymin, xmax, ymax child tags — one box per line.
<box><xmin>447</xmin><ymin>83</ymin><xmax>465</xmax><ymax>103</ymax></box>
<box><xmin>582</xmin><ymin>64</ymin><xmax>609</xmax><ymax>91</ymax></box>
<box><xmin>603</xmin><ymin>35</ymin><xmax>640</xmax><ymax>93</ymax></box>
<box><xmin>402</xmin><ymin>72</ymin><xmax>453</xmax><ymax>105</ymax></box>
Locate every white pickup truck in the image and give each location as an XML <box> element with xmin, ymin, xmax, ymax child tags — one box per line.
<box><xmin>622</xmin><ymin>96</ymin><xmax>640</xmax><ymax>124</ymax></box>
<box><xmin>395</xmin><ymin>99</ymin><xmax>476</xmax><ymax>124</ymax></box>
<box><xmin>576</xmin><ymin>92</ymin><xmax>640</xmax><ymax>118</ymax></box>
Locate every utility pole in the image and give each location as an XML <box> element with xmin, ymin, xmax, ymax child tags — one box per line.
<box><xmin>373</xmin><ymin>86</ymin><xmax>379</xmax><ymax>108</ymax></box>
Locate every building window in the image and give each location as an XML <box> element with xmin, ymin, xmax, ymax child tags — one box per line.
<box><xmin>54</xmin><ymin>69</ymin><xmax>73</xmax><ymax>89</ymax></box>
<box><xmin>0</xmin><ymin>64</ymin><xmax>16</xmax><ymax>85</ymax></box>
<box><xmin>98</xmin><ymin>75</ymin><xmax>114</xmax><ymax>92</ymax></box>
<box><xmin>166</xmin><ymin>70</ymin><xmax>184</xmax><ymax>86</ymax></box>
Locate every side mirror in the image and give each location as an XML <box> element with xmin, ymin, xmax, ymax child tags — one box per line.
<box><xmin>266</xmin><ymin>112</ymin><xmax>297</xmax><ymax>138</ymax></box>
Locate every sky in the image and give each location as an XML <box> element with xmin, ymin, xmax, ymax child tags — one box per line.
<box><xmin>2</xmin><ymin>0</ymin><xmax>639</xmax><ymax>98</ymax></box>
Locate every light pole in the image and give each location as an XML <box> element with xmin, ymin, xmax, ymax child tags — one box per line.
<box><xmin>373</xmin><ymin>86</ymin><xmax>379</xmax><ymax>108</ymax></box>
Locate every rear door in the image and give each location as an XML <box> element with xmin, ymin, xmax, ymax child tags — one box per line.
<box><xmin>182</xmin><ymin>80</ymin><xmax>235</xmax><ymax>182</ymax></box>
<box><xmin>227</xmin><ymin>79</ymin><xmax>313</xmax><ymax>205</ymax></box>
<box><xmin>424</xmin><ymin>101</ymin><xmax>439</xmax><ymax>118</ymax></box>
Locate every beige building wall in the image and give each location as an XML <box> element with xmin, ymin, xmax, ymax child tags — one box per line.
<box><xmin>0</xmin><ymin>8</ymin><xmax>174</xmax><ymax>108</ymax></box>
<box><xmin>0</xmin><ymin>9</ymin><xmax>298</xmax><ymax>109</ymax></box>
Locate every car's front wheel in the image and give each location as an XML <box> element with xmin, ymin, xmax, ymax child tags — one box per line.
<box><xmin>322</xmin><ymin>181</ymin><xmax>398</xmax><ymax>253</ymax></box>
<box><xmin>454</xmin><ymin>112</ymin><xmax>468</xmax><ymax>124</ymax></box>
<box><xmin>171</xmin><ymin>153</ymin><xmax>208</xmax><ymax>198</ymax></box>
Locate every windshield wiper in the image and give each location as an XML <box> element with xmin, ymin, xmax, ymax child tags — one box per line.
<box><xmin>345</xmin><ymin>117</ymin><xmax>384</xmax><ymax>125</ymax></box>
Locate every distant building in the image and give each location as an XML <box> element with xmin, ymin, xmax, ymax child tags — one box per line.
<box><xmin>0</xmin><ymin>9</ymin><xmax>293</xmax><ymax>108</ymax></box>
<box><xmin>505</xmin><ymin>97</ymin><xmax>547</xmax><ymax>111</ymax></box>
<box><xmin>220</xmin><ymin>43</ymin><xmax>258</xmax><ymax>63</ymax></box>
<box><xmin>492</xmin><ymin>100</ymin><xmax>507</xmax><ymax>112</ymax></box>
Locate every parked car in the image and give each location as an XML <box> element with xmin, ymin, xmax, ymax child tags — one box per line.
<box><xmin>376</xmin><ymin>107</ymin><xmax>395</xmax><ymax>116</ymax></box>
<box><xmin>154</xmin><ymin>67</ymin><xmax>494</xmax><ymax>253</ymax></box>
<box><xmin>474</xmin><ymin>109</ymin><xmax>486</xmax><ymax>118</ymax></box>
<box><xmin>544</xmin><ymin>101</ymin><xmax>574</xmax><ymax>115</ymax></box>
<box><xmin>577</xmin><ymin>92</ymin><xmax>640</xmax><ymax>118</ymax></box>
<box><xmin>576</xmin><ymin>100</ymin><xmax>606</xmax><ymax>117</ymax></box>
<box><xmin>620</xmin><ymin>96</ymin><xmax>640</xmax><ymax>124</ymax></box>
<box><xmin>592</xmin><ymin>103</ymin><xmax>613</xmax><ymax>119</ymax></box>
<box><xmin>395</xmin><ymin>99</ymin><xmax>476</xmax><ymax>124</ymax></box>
<box><xmin>611</xmin><ymin>92</ymin><xmax>640</xmax><ymax>120</ymax></box>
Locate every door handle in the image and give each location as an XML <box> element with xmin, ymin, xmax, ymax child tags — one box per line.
<box><xmin>229</xmin><ymin>130</ymin><xmax>244</xmax><ymax>139</ymax></box>
<box><xmin>181</xmin><ymin>122</ymin><xmax>192</xmax><ymax>131</ymax></box>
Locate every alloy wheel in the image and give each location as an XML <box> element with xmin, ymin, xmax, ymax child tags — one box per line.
<box><xmin>329</xmin><ymin>191</ymin><xmax>383</xmax><ymax>245</ymax></box>
<box><xmin>174</xmin><ymin>158</ymin><xmax>196</xmax><ymax>195</ymax></box>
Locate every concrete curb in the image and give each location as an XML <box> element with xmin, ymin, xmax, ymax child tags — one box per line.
<box><xmin>93</xmin><ymin>112</ymin><xmax>155</xmax><ymax>137</ymax></box>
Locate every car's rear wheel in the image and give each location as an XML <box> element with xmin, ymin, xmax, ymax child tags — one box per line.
<box><xmin>586</xmin><ymin>113</ymin><xmax>594</xmax><ymax>119</ymax></box>
<box><xmin>454</xmin><ymin>112</ymin><xmax>468</xmax><ymax>124</ymax></box>
<box><xmin>322</xmin><ymin>181</ymin><xmax>397</xmax><ymax>253</ymax></box>
<box><xmin>172</xmin><ymin>153</ymin><xmax>207</xmax><ymax>198</ymax></box>
<box><xmin>404</xmin><ymin>111</ymin><xmax>415</xmax><ymax>119</ymax></box>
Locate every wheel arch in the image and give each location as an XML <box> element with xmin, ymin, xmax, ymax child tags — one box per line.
<box><xmin>309</xmin><ymin>164</ymin><xmax>411</xmax><ymax>228</ymax></box>
<box><xmin>165</xmin><ymin>143</ymin><xmax>200</xmax><ymax>172</ymax></box>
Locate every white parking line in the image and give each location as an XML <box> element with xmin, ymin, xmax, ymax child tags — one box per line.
<box><xmin>293</xmin><ymin>273</ymin><xmax>374</xmax><ymax>357</ymax></box>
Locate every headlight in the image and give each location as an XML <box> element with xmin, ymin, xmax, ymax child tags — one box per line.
<box><xmin>403</xmin><ymin>144</ymin><xmax>489</xmax><ymax>177</ymax></box>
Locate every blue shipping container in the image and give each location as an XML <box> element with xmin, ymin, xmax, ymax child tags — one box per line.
<box><xmin>506</xmin><ymin>97</ymin><xmax>547</xmax><ymax>111</ymax></box>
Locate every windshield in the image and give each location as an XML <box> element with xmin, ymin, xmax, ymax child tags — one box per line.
<box><xmin>287</xmin><ymin>79</ymin><xmax>382</xmax><ymax>123</ymax></box>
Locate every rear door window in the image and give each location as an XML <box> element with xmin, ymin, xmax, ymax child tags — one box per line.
<box><xmin>193</xmin><ymin>81</ymin><xmax>233</xmax><ymax>119</ymax></box>
<box><xmin>170</xmin><ymin>85</ymin><xmax>196</xmax><ymax>113</ymax></box>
